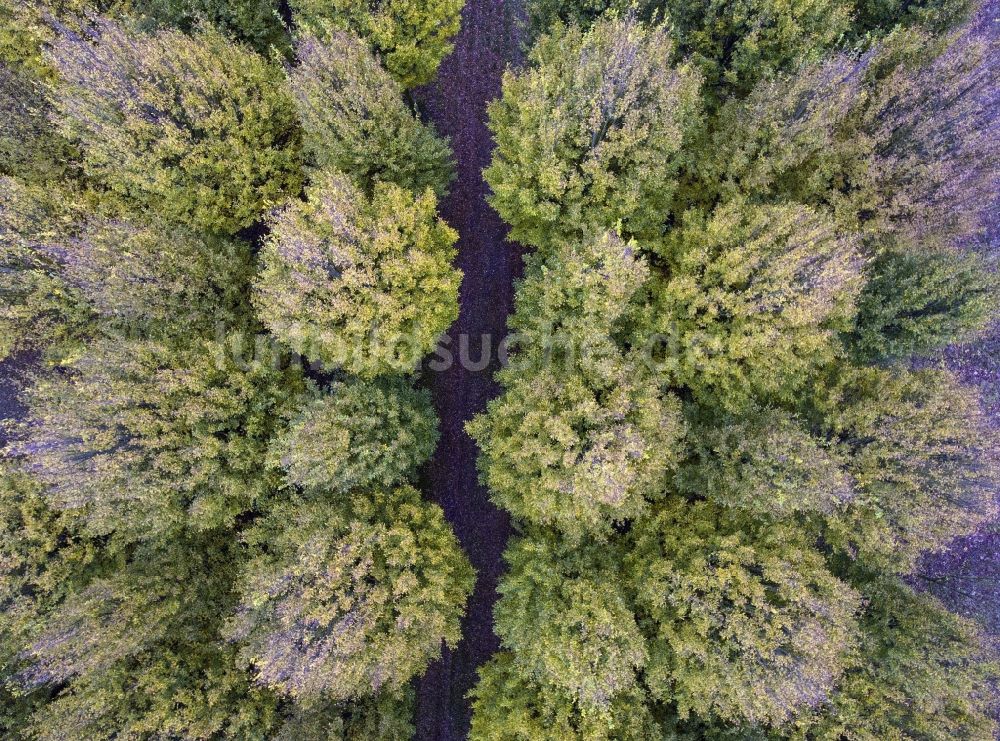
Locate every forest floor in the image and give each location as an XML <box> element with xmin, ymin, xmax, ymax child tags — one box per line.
<box><xmin>412</xmin><ymin>1</ymin><xmax>525</xmax><ymax>738</ymax></box>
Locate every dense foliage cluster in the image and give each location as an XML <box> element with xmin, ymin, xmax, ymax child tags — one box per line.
<box><xmin>485</xmin><ymin>19</ymin><xmax>700</xmax><ymax>247</ymax></box>
<box><xmin>289</xmin><ymin>0</ymin><xmax>464</xmax><ymax>88</ymax></box>
<box><xmin>0</xmin><ymin>3</ymin><xmax>468</xmax><ymax>738</ymax></box>
<box><xmin>470</xmin><ymin>6</ymin><xmax>999</xmax><ymax>739</ymax></box>
<box><xmin>1</xmin><ymin>0</ymin><xmax>998</xmax><ymax>738</ymax></box>
<box><xmin>48</xmin><ymin>19</ymin><xmax>304</xmax><ymax>234</ymax></box>
<box><xmin>289</xmin><ymin>32</ymin><xmax>453</xmax><ymax>195</ymax></box>
<box><xmin>254</xmin><ymin>169</ymin><xmax>460</xmax><ymax>377</ymax></box>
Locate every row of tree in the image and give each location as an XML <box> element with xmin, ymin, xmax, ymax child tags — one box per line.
<box><xmin>1</xmin><ymin>2</ymin><xmax>473</xmax><ymax>737</ymax></box>
<box><xmin>468</xmin><ymin>4</ymin><xmax>998</xmax><ymax>738</ymax></box>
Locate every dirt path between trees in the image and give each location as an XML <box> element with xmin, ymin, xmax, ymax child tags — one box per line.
<box><xmin>413</xmin><ymin>1</ymin><xmax>525</xmax><ymax>738</ymax></box>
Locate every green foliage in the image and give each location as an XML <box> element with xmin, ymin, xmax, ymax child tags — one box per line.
<box><xmin>703</xmin><ymin>37</ymin><xmax>999</xmax><ymax>359</ymax></box>
<box><xmin>274</xmin><ymin>688</ymin><xmax>416</xmax><ymax>740</ymax></box>
<box><xmin>138</xmin><ymin>0</ymin><xmax>288</xmax><ymax>53</ymax></box>
<box><xmin>24</xmin><ymin>333</ymin><xmax>310</xmax><ymax>540</ymax></box>
<box><xmin>270</xmin><ymin>377</ymin><xmax>439</xmax><ymax>494</ymax></box>
<box><xmin>0</xmin><ymin>176</ymin><xmax>91</xmax><ymax>362</ymax></box>
<box><xmin>505</xmin><ymin>231</ymin><xmax>650</xmax><ymax>361</ymax></box>
<box><xmin>469</xmin><ymin>234</ymin><xmax>685</xmax><ymax>541</ymax></box>
<box><xmin>810</xmin><ymin>366</ymin><xmax>999</xmax><ymax>572</ymax></box>
<box><xmin>495</xmin><ymin>534</ymin><xmax>647</xmax><ymax>710</ymax></box>
<box><xmin>853</xmin><ymin>0</ymin><xmax>974</xmax><ymax>35</ymax></box>
<box><xmin>289</xmin><ymin>0</ymin><xmax>464</xmax><ymax>88</ymax></box>
<box><xmin>485</xmin><ymin>16</ymin><xmax>701</xmax><ymax>249</ymax></box>
<box><xmin>640</xmin><ymin>200</ymin><xmax>862</xmax><ymax>412</ymax></box>
<box><xmin>678</xmin><ymin>405</ymin><xmax>853</xmax><ymax>519</ymax></box>
<box><xmin>19</xmin><ymin>534</ymin><xmax>282</xmax><ymax>740</ymax></box>
<box><xmin>795</xmin><ymin>578</ymin><xmax>997</xmax><ymax>739</ymax></box>
<box><xmin>469</xmin><ymin>361</ymin><xmax>684</xmax><ymax>540</ymax></box>
<box><xmin>858</xmin><ymin>24</ymin><xmax>999</xmax><ymax>252</ymax></box>
<box><xmin>469</xmin><ymin>4</ymin><xmax>999</xmax><ymax>737</ymax></box>
<box><xmin>289</xmin><ymin>32</ymin><xmax>453</xmax><ymax>195</ymax></box>
<box><xmin>661</xmin><ymin>0</ymin><xmax>853</xmax><ymax>102</ymax></box>
<box><xmin>523</xmin><ymin>0</ymin><xmax>664</xmax><ymax>38</ymax></box>
<box><xmin>469</xmin><ymin>652</ymin><xmax>666</xmax><ymax>741</ymax></box>
<box><xmin>60</xmin><ymin>216</ymin><xmax>254</xmax><ymax>337</ymax></box>
<box><xmin>702</xmin><ymin>54</ymin><xmax>868</xmax><ymax>218</ymax></box>
<box><xmin>227</xmin><ymin>487</ymin><xmax>474</xmax><ymax>701</ymax></box>
<box><xmin>849</xmin><ymin>247</ymin><xmax>998</xmax><ymax>362</ymax></box>
<box><xmin>254</xmin><ymin>169</ymin><xmax>460</xmax><ymax>377</ymax></box>
<box><xmin>48</xmin><ymin>19</ymin><xmax>303</xmax><ymax>234</ymax></box>
<box><xmin>2</xmin><ymin>2</ymin><xmax>467</xmax><ymax>735</ymax></box>
<box><xmin>0</xmin><ymin>0</ymin><xmax>90</xmax><ymax>79</ymax></box>
<box><xmin>0</xmin><ymin>64</ymin><xmax>74</xmax><ymax>183</ymax></box>
<box><xmin>627</xmin><ymin>499</ymin><xmax>860</xmax><ymax>727</ymax></box>
<box><xmin>0</xmin><ymin>463</ymin><xmax>95</xmax><ymax>735</ymax></box>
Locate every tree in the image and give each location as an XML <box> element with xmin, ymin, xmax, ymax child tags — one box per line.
<box><xmin>469</xmin><ymin>653</ymin><xmax>666</xmax><ymax>741</ymax></box>
<box><xmin>626</xmin><ymin>499</ymin><xmax>860</xmax><ymax>727</ymax></box>
<box><xmin>849</xmin><ymin>246</ymin><xmax>998</xmax><ymax>362</ymax></box>
<box><xmin>468</xmin><ymin>234</ymin><xmax>684</xmax><ymax>540</ymax></box>
<box><xmin>677</xmin><ymin>405</ymin><xmax>853</xmax><ymax>519</ymax></box>
<box><xmin>858</xmin><ymin>18</ymin><xmax>999</xmax><ymax>252</ymax></box>
<box><xmin>47</xmin><ymin>19</ymin><xmax>303</xmax><ymax>234</ymax></box>
<box><xmin>289</xmin><ymin>0</ymin><xmax>464</xmax><ymax>89</ymax></box>
<box><xmin>0</xmin><ymin>176</ymin><xmax>92</xmax><ymax>362</ymax></box>
<box><xmin>701</xmin><ymin>54</ymin><xmax>868</xmax><ymax>218</ymax></box>
<box><xmin>254</xmin><ymin>169</ymin><xmax>460</xmax><ymax>377</ymax></box>
<box><xmin>273</xmin><ymin>689</ymin><xmax>416</xmax><ymax>741</ymax></box>
<box><xmin>484</xmin><ymin>16</ymin><xmax>701</xmax><ymax>249</ymax></box>
<box><xmin>56</xmin><ymin>216</ymin><xmax>254</xmax><ymax>338</ymax></box>
<box><xmin>23</xmin><ymin>332</ymin><xmax>311</xmax><ymax>540</ymax></box>
<box><xmin>504</xmin><ymin>231</ymin><xmax>650</xmax><ymax>365</ymax></box>
<box><xmin>797</xmin><ymin>577</ymin><xmax>997</xmax><ymax>739</ymax></box>
<box><xmin>0</xmin><ymin>63</ymin><xmax>72</xmax><ymax>183</ymax></box>
<box><xmin>640</xmin><ymin>200</ymin><xmax>862</xmax><ymax>413</ymax></box>
<box><xmin>0</xmin><ymin>0</ymin><xmax>91</xmax><ymax>79</ymax></box>
<box><xmin>494</xmin><ymin>534</ymin><xmax>647</xmax><ymax>710</ymax></box>
<box><xmin>660</xmin><ymin>0</ymin><xmax>853</xmax><ymax>102</ymax></box>
<box><xmin>523</xmin><ymin>0</ymin><xmax>665</xmax><ymax>38</ymax></box>
<box><xmin>703</xmin><ymin>28</ymin><xmax>999</xmax><ymax>360</ymax></box>
<box><xmin>270</xmin><ymin>377</ymin><xmax>439</xmax><ymax>494</ymax></box>
<box><xmin>469</xmin><ymin>363</ymin><xmax>684</xmax><ymax>540</ymax></box>
<box><xmin>138</xmin><ymin>0</ymin><xmax>288</xmax><ymax>53</ymax></box>
<box><xmin>17</xmin><ymin>533</ymin><xmax>282</xmax><ymax>741</ymax></box>
<box><xmin>226</xmin><ymin>486</ymin><xmax>474</xmax><ymax>702</ymax></box>
<box><xmin>809</xmin><ymin>366</ymin><xmax>999</xmax><ymax>572</ymax></box>
<box><xmin>288</xmin><ymin>32</ymin><xmax>453</xmax><ymax>196</ymax></box>
<box><xmin>853</xmin><ymin>0</ymin><xmax>975</xmax><ymax>36</ymax></box>
<box><xmin>0</xmin><ymin>463</ymin><xmax>92</xmax><ymax>736</ymax></box>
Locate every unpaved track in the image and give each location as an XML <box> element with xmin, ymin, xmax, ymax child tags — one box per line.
<box><xmin>413</xmin><ymin>1</ymin><xmax>524</xmax><ymax>738</ymax></box>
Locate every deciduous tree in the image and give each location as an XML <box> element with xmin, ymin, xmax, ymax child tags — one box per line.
<box><xmin>797</xmin><ymin>577</ymin><xmax>997</xmax><ymax>739</ymax></box>
<box><xmin>23</xmin><ymin>333</ymin><xmax>310</xmax><ymax>540</ymax></box>
<box><xmin>626</xmin><ymin>499</ymin><xmax>859</xmax><ymax>727</ymax></box>
<box><xmin>810</xmin><ymin>366</ymin><xmax>999</xmax><ymax>571</ymax></box>
<box><xmin>641</xmin><ymin>200</ymin><xmax>862</xmax><ymax>412</ymax></box>
<box><xmin>270</xmin><ymin>377</ymin><xmax>439</xmax><ymax>494</ymax></box>
<box><xmin>469</xmin><ymin>652</ymin><xmax>665</xmax><ymax>741</ymax></box>
<box><xmin>289</xmin><ymin>0</ymin><xmax>464</xmax><ymax>88</ymax></box>
<box><xmin>226</xmin><ymin>487</ymin><xmax>474</xmax><ymax>701</ymax></box>
<box><xmin>485</xmin><ymin>16</ymin><xmax>701</xmax><ymax>248</ymax></box>
<box><xmin>48</xmin><ymin>19</ymin><xmax>303</xmax><ymax>233</ymax></box>
<box><xmin>254</xmin><ymin>170</ymin><xmax>460</xmax><ymax>377</ymax></box>
<box><xmin>289</xmin><ymin>32</ymin><xmax>453</xmax><ymax>196</ymax></box>
<box><xmin>494</xmin><ymin>534</ymin><xmax>647</xmax><ymax>710</ymax></box>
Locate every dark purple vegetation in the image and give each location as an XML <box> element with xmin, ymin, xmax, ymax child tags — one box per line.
<box><xmin>0</xmin><ymin>352</ymin><xmax>32</xmax><ymax>447</ymax></box>
<box><xmin>412</xmin><ymin>1</ymin><xmax>525</xmax><ymax>737</ymax></box>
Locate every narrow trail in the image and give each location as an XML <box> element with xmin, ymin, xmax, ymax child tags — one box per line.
<box><xmin>413</xmin><ymin>1</ymin><xmax>524</xmax><ymax>738</ymax></box>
